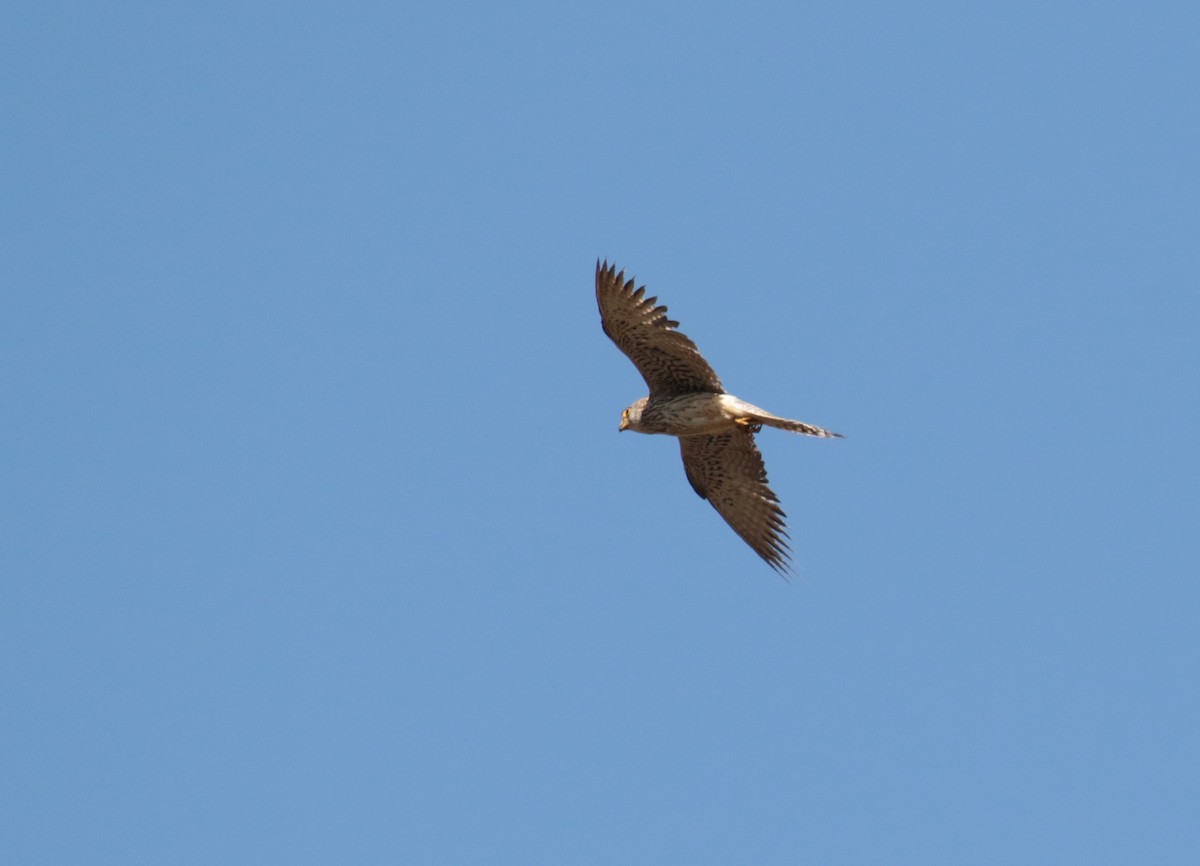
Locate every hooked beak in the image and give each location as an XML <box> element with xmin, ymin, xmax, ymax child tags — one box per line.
<box><xmin>618</xmin><ymin>413</ymin><xmax>630</xmax><ymax>432</ymax></box>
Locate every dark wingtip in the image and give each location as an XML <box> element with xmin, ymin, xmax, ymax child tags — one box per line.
<box><xmin>769</xmin><ymin>548</ymin><xmax>794</xmax><ymax>578</ymax></box>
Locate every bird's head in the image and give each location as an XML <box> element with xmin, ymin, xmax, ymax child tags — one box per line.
<box><xmin>619</xmin><ymin>397</ymin><xmax>649</xmax><ymax>432</ymax></box>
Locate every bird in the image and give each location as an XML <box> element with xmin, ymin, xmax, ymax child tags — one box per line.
<box><xmin>595</xmin><ymin>259</ymin><xmax>842</xmax><ymax>575</ymax></box>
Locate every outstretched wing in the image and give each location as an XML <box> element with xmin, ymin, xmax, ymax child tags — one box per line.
<box><xmin>679</xmin><ymin>429</ymin><xmax>792</xmax><ymax>574</ymax></box>
<box><xmin>595</xmin><ymin>260</ymin><xmax>723</xmax><ymax>396</ymax></box>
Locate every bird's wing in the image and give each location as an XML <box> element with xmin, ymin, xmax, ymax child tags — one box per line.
<box><xmin>679</xmin><ymin>429</ymin><xmax>792</xmax><ymax>574</ymax></box>
<box><xmin>595</xmin><ymin>260</ymin><xmax>724</xmax><ymax>396</ymax></box>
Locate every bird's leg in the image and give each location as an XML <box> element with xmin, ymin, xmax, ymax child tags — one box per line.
<box><xmin>735</xmin><ymin>417</ymin><xmax>762</xmax><ymax>433</ymax></box>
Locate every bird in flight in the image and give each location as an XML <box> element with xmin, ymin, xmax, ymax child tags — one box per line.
<box><xmin>595</xmin><ymin>260</ymin><xmax>842</xmax><ymax>575</ymax></box>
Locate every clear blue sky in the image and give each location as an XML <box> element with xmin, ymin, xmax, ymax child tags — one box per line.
<box><xmin>4</xmin><ymin>2</ymin><xmax>1198</xmax><ymax>863</ymax></box>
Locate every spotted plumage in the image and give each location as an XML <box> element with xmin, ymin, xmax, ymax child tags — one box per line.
<box><xmin>595</xmin><ymin>260</ymin><xmax>842</xmax><ymax>575</ymax></box>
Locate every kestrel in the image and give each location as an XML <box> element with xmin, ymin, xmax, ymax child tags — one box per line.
<box><xmin>596</xmin><ymin>260</ymin><xmax>842</xmax><ymax>575</ymax></box>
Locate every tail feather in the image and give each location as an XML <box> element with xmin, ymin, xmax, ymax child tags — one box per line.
<box><xmin>753</xmin><ymin>412</ymin><xmax>844</xmax><ymax>439</ymax></box>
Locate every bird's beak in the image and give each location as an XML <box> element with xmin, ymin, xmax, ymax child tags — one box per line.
<box><xmin>618</xmin><ymin>413</ymin><xmax>629</xmax><ymax>432</ymax></box>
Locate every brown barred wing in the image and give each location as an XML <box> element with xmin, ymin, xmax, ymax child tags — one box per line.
<box><xmin>679</xmin><ymin>429</ymin><xmax>792</xmax><ymax>575</ymax></box>
<box><xmin>595</xmin><ymin>260</ymin><xmax>724</xmax><ymax>396</ymax></box>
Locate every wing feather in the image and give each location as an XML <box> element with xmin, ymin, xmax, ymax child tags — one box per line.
<box><xmin>680</xmin><ymin>430</ymin><xmax>792</xmax><ymax>575</ymax></box>
<box><xmin>595</xmin><ymin>260</ymin><xmax>723</xmax><ymax>396</ymax></box>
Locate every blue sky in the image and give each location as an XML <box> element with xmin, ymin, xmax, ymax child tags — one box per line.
<box><xmin>3</xmin><ymin>2</ymin><xmax>1198</xmax><ymax>863</ymax></box>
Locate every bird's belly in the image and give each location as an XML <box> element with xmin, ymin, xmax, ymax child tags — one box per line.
<box><xmin>643</xmin><ymin>393</ymin><xmax>736</xmax><ymax>435</ymax></box>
